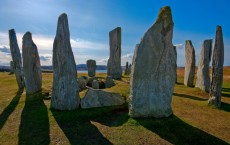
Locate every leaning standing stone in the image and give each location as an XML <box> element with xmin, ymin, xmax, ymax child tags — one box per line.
<box><xmin>9</xmin><ymin>29</ymin><xmax>24</xmax><ymax>89</ymax></box>
<box><xmin>196</xmin><ymin>40</ymin><xmax>212</xmax><ymax>92</ymax></box>
<box><xmin>184</xmin><ymin>40</ymin><xmax>195</xmax><ymax>87</ymax></box>
<box><xmin>22</xmin><ymin>32</ymin><xmax>42</xmax><ymax>94</ymax></box>
<box><xmin>51</xmin><ymin>13</ymin><xmax>80</xmax><ymax>110</ymax></box>
<box><xmin>129</xmin><ymin>6</ymin><xmax>176</xmax><ymax>118</ymax></box>
<box><xmin>107</xmin><ymin>27</ymin><xmax>122</xmax><ymax>80</ymax></box>
<box><xmin>209</xmin><ymin>26</ymin><xmax>224</xmax><ymax>107</ymax></box>
<box><xmin>87</xmin><ymin>59</ymin><xmax>96</xmax><ymax>77</ymax></box>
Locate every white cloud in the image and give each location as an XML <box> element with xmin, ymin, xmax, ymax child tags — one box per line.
<box><xmin>71</xmin><ymin>38</ymin><xmax>107</xmax><ymax>50</ymax></box>
<box><xmin>174</xmin><ymin>43</ymin><xmax>184</xmax><ymax>49</ymax></box>
<box><xmin>98</xmin><ymin>56</ymin><xmax>109</xmax><ymax>63</ymax></box>
<box><xmin>0</xmin><ymin>31</ymin><xmax>110</xmax><ymax>66</ymax></box>
<box><xmin>121</xmin><ymin>53</ymin><xmax>133</xmax><ymax>59</ymax></box>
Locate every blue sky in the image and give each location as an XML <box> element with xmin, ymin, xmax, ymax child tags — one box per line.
<box><xmin>0</xmin><ymin>0</ymin><xmax>229</xmax><ymax>66</ymax></box>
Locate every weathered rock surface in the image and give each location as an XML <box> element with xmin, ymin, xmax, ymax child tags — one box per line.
<box><xmin>78</xmin><ymin>76</ymin><xmax>88</xmax><ymax>91</ymax></box>
<box><xmin>87</xmin><ymin>59</ymin><xmax>97</xmax><ymax>77</ymax></box>
<box><xmin>81</xmin><ymin>88</ymin><xmax>125</xmax><ymax>109</ymax></box>
<box><xmin>184</xmin><ymin>40</ymin><xmax>195</xmax><ymax>87</ymax></box>
<box><xmin>129</xmin><ymin>6</ymin><xmax>176</xmax><ymax>118</ymax></box>
<box><xmin>22</xmin><ymin>32</ymin><xmax>42</xmax><ymax>94</ymax></box>
<box><xmin>105</xmin><ymin>76</ymin><xmax>115</xmax><ymax>88</ymax></box>
<box><xmin>196</xmin><ymin>40</ymin><xmax>212</xmax><ymax>92</ymax></box>
<box><xmin>209</xmin><ymin>26</ymin><xmax>224</xmax><ymax>107</ymax></box>
<box><xmin>107</xmin><ymin>27</ymin><xmax>122</xmax><ymax>80</ymax></box>
<box><xmin>51</xmin><ymin>13</ymin><xmax>80</xmax><ymax>110</ymax></box>
<box><xmin>9</xmin><ymin>61</ymin><xmax>14</xmax><ymax>74</ymax></box>
<box><xmin>92</xmin><ymin>80</ymin><xmax>99</xmax><ymax>89</ymax></box>
<box><xmin>9</xmin><ymin>29</ymin><xmax>24</xmax><ymax>89</ymax></box>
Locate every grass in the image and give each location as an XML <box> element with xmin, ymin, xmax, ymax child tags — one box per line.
<box><xmin>0</xmin><ymin>68</ymin><xmax>230</xmax><ymax>145</ymax></box>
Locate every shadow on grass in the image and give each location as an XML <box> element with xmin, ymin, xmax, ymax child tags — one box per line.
<box><xmin>91</xmin><ymin>104</ymin><xmax>129</xmax><ymax>127</ymax></box>
<box><xmin>0</xmin><ymin>89</ymin><xmax>23</xmax><ymax>130</ymax></box>
<box><xmin>18</xmin><ymin>91</ymin><xmax>50</xmax><ymax>145</ymax></box>
<box><xmin>51</xmin><ymin>105</ymin><xmax>128</xmax><ymax>145</ymax></box>
<box><xmin>222</xmin><ymin>87</ymin><xmax>230</xmax><ymax>92</ymax></box>
<box><xmin>173</xmin><ymin>93</ymin><xmax>207</xmax><ymax>101</ymax></box>
<box><xmin>222</xmin><ymin>93</ymin><xmax>230</xmax><ymax>98</ymax></box>
<box><xmin>176</xmin><ymin>82</ymin><xmax>184</xmax><ymax>85</ymax></box>
<box><xmin>220</xmin><ymin>102</ymin><xmax>230</xmax><ymax>112</ymax></box>
<box><xmin>136</xmin><ymin>115</ymin><xmax>229</xmax><ymax>145</ymax></box>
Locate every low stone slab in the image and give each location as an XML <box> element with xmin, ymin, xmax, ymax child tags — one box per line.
<box><xmin>81</xmin><ymin>88</ymin><xmax>125</xmax><ymax>109</ymax></box>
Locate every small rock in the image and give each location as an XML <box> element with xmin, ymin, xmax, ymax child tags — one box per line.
<box><xmin>105</xmin><ymin>76</ymin><xmax>115</xmax><ymax>88</ymax></box>
<box><xmin>78</xmin><ymin>76</ymin><xmax>88</xmax><ymax>91</ymax></box>
<box><xmin>92</xmin><ymin>80</ymin><xmax>99</xmax><ymax>89</ymax></box>
<box><xmin>81</xmin><ymin>88</ymin><xmax>125</xmax><ymax>109</ymax></box>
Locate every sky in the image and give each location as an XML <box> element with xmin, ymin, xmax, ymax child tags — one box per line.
<box><xmin>0</xmin><ymin>0</ymin><xmax>229</xmax><ymax>66</ymax></box>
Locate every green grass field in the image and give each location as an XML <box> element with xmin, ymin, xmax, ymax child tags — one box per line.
<box><xmin>0</xmin><ymin>68</ymin><xmax>229</xmax><ymax>145</ymax></box>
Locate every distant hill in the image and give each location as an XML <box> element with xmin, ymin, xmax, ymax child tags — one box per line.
<box><xmin>0</xmin><ymin>64</ymin><xmax>108</xmax><ymax>72</ymax></box>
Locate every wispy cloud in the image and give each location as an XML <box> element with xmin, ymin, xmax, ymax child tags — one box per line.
<box><xmin>98</xmin><ymin>56</ymin><xmax>109</xmax><ymax>63</ymax></box>
<box><xmin>71</xmin><ymin>38</ymin><xmax>107</xmax><ymax>50</ymax></box>
<box><xmin>0</xmin><ymin>46</ymin><xmax>10</xmax><ymax>55</ymax></box>
<box><xmin>174</xmin><ymin>43</ymin><xmax>184</xmax><ymax>49</ymax></box>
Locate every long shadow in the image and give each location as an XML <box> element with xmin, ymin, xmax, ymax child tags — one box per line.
<box><xmin>222</xmin><ymin>93</ymin><xmax>230</xmax><ymax>98</ymax></box>
<box><xmin>18</xmin><ymin>91</ymin><xmax>50</xmax><ymax>145</ymax></box>
<box><xmin>51</xmin><ymin>106</ymin><xmax>117</xmax><ymax>145</ymax></box>
<box><xmin>0</xmin><ymin>89</ymin><xmax>23</xmax><ymax>130</ymax></box>
<box><xmin>222</xmin><ymin>88</ymin><xmax>230</xmax><ymax>92</ymax></box>
<box><xmin>91</xmin><ymin>104</ymin><xmax>129</xmax><ymax>127</ymax></box>
<box><xmin>220</xmin><ymin>102</ymin><xmax>230</xmax><ymax>112</ymax></box>
<box><xmin>136</xmin><ymin>115</ymin><xmax>229</xmax><ymax>145</ymax></box>
<box><xmin>173</xmin><ymin>93</ymin><xmax>207</xmax><ymax>101</ymax></box>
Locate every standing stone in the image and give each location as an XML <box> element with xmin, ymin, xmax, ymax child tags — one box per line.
<box><xmin>173</xmin><ymin>46</ymin><xmax>177</xmax><ymax>83</ymax></box>
<box><xmin>107</xmin><ymin>27</ymin><xmax>122</xmax><ymax>80</ymax></box>
<box><xmin>196</xmin><ymin>40</ymin><xmax>212</xmax><ymax>92</ymax></box>
<box><xmin>124</xmin><ymin>62</ymin><xmax>129</xmax><ymax>75</ymax></box>
<box><xmin>92</xmin><ymin>80</ymin><xmax>99</xmax><ymax>89</ymax></box>
<box><xmin>209</xmin><ymin>26</ymin><xmax>224</xmax><ymax>107</ymax></box>
<box><xmin>128</xmin><ymin>64</ymin><xmax>131</xmax><ymax>75</ymax></box>
<box><xmin>9</xmin><ymin>61</ymin><xmax>15</xmax><ymax>74</ymax></box>
<box><xmin>184</xmin><ymin>40</ymin><xmax>195</xmax><ymax>87</ymax></box>
<box><xmin>87</xmin><ymin>59</ymin><xmax>97</xmax><ymax>77</ymax></box>
<box><xmin>105</xmin><ymin>76</ymin><xmax>115</xmax><ymax>88</ymax></box>
<box><xmin>129</xmin><ymin>6</ymin><xmax>176</xmax><ymax>118</ymax></box>
<box><xmin>51</xmin><ymin>13</ymin><xmax>80</xmax><ymax>110</ymax></box>
<box><xmin>9</xmin><ymin>29</ymin><xmax>24</xmax><ymax>89</ymax></box>
<box><xmin>22</xmin><ymin>32</ymin><xmax>42</xmax><ymax>94</ymax></box>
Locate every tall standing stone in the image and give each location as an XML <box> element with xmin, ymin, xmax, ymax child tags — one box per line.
<box><xmin>22</xmin><ymin>32</ymin><xmax>42</xmax><ymax>94</ymax></box>
<box><xmin>87</xmin><ymin>59</ymin><xmax>96</xmax><ymax>77</ymax></box>
<box><xmin>9</xmin><ymin>29</ymin><xmax>24</xmax><ymax>89</ymax></box>
<box><xmin>184</xmin><ymin>40</ymin><xmax>195</xmax><ymax>87</ymax></box>
<box><xmin>196</xmin><ymin>40</ymin><xmax>212</xmax><ymax>92</ymax></box>
<box><xmin>129</xmin><ymin>6</ymin><xmax>176</xmax><ymax>118</ymax></box>
<box><xmin>107</xmin><ymin>27</ymin><xmax>122</xmax><ymax>80</ymax></box>
<box><xmin>124</xmin><ymin>61</ymin><xmax>129</xmax><ymax>75</ymax></box>
<box><xmin>51</xmin><ymin>13</ymin><xmax>80</xmax><ymax>110</ymax></box>
<box><xmin>209</xmin><ymin>26</ymin><xmax>224</xmax><ymax>107</ymax></box>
